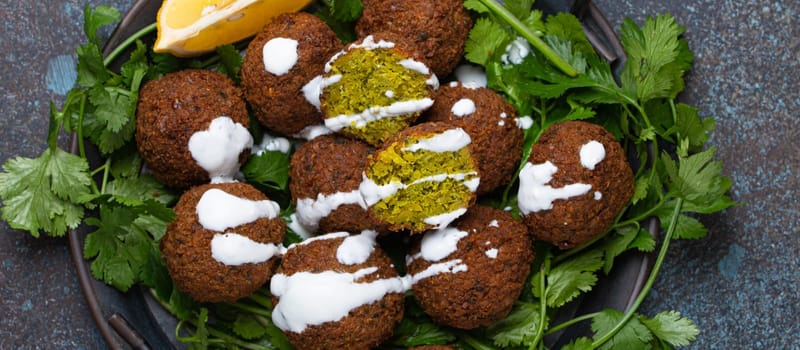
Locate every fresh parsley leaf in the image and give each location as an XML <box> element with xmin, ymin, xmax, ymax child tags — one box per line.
<box><xmin>83</xmin><ymin>5</ymin><xmax>120</xmax><ymax>45</ymax></box>
<box><xmin>656</xmin><ymin>209</ymin><xmax>708</xmax><ymax>239</ymax></box>
<box><xmin>215</xmin><ymin>45</ymin><xmax>243</xmax><ymax>84</ymax></box>
<box><xmin>486</xmin><ymin>302</ymin><xmax>543</xmax><ymax>347</ymax></box>
<box><xmin>465</xmin><ymin>18</ymin><xmax>510</xmax><ymax>66</ymax></box>
<box><xmin>561</xmin><ymin>337</ymin><xmax>594</xmax><ymax>350</ymax></box>
<box><xmin>674</xmin><ymin>103</ymin><xmax>715</xmax><ymax>153</ymax></box>
<box><xmin>463</xmin><ymin>0</ymin><xmax>489</xmax><ymax>13</ymax></box>
<box><xmin>660</xmin><ymin>146</ymin><xmax>734</xmax><ymax>210</ymax></box>
<box><xmin>390</xmin><ymin>318</ymin><xmax>456</xmax><ymax>347</ymax></box>
<box><xmin>0</xmin><ymin>148</ymin><xmax>91</xmax><ymax>237</ymax></box>
<box><xmin>537</xmin><ymin>250</ymin><xmax>604</xmax><ymax>307</ymax></box>
<box><xmin>76</xmin><ymin>43</ymin><xmax>109</xmax><ymax>88</ymax></box>
<box><xmin>329</xmin><ymin>0</ymin><xmax>363</xmax><ymax>22</ymax></box>
<box><xmin>233</xmin><ymin>314</ymin><xmax>268</xmax><ymax>340</ymax></box>
<box><xmin>629</xmin><ymin>228</ymin><xmax>657</xmax><ymax>252</ymax></box>
<box><xmin>600</xmin><ymin>226</ymin><xmax>641</xmax><ymax>274</ymax></box>
<box><xmin>504</xmin><ymin>0</ymin><xmax>535</xmax><ymax>19</ymax></box>
<box><xmin>640</xmin><ymin>310</ymin><xmax>699</xmax><ymax>347</ymax></box>
<box><xmin>592</xmin><ymin>309</ymin><xmax>654</xmax><ymax>350</ymax></box>
<box><xmin>242</xmin><ymin>150</ymin><xmax>291</xmax><ymax>191</ymax></box>
<box><xmin>545</xmin><ymin>13</ymin><xmax>595</xmax><ymax>57</ymax></box>
<box><xmin>83</xmin><ymin>204</ymin><xmax>150</xmax><ymax>291</ymax></box>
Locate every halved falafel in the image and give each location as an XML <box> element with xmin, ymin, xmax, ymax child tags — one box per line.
<box><xmin>407</xmin><ymin>205</ymin><xmax>533</xmax><ymax>329</ymax></box>
<box><xmin>356</xmin><ymin>0</ymin><xmax>473</xmax><ymax>77</ymax></box>
<box><xmin>271</xmin><ymin>231</ymin><xmax>405</xmax><ymax>350</ymax></box>
<box><xmin>518</xmin><ymin>121</ymin><xmax>635</xmax><ymax>249</ymax></box>
<box><xmin>424</xmin><ymin>83</ymin><xmax>523</xmax><ymax>195</ymax></box>
<box><xmin>136</xmin><ymin>69</ymin><xmax>251</xmax><ymax>188</ymax></box>
<box><xmin>160</xmin><ymin>182</ymin><xmax>285</xmax><ymax>303</ymax></box>
<box><xmin>321</xmin><ymin>32</ymin><xmax>437</xmax><ymax>146</ymax></box>
<box><xmin>240</xmin><ymin>12</ymin><xmax>343</xmax><ymax>136</ymax></box>
<box><xmin>360</xmin><ymin>122</ymin><xmax>479</xmax><ymax>233</ymax></box>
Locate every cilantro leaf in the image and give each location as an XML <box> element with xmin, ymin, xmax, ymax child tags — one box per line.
<box><xmin>660</xmin><ymin>147</ymin><xmax>734</xmax><ymax>210</ymax></box>
<box><xmin>463</xmin><ymin>0</ymin><xmax>489</xmax><ymax>13</ymax></box>
<box><xmin>640</xmin><ymin>310</ymin><xmax>699</xmax><ymax>347</ymax></box>
<box><xmin>215</xmin><ymin>45</ymin><xmax>243</xmax><ymax>84</ymax></box>
<box><xmin>561</xmin><ymin>337</ymin><xmax>594</xmax><ymax>350</ymax></box>
<box><xmin>656</xmin><ymin>209</ymin><xmax>707</xmax><ymax>239</ymax></box>
<box><xmin>390</xmin><ymin>318</ymin><xmax>456</xmax><ymax>347</ymax></box>
<box><xmin>537</xmin><ymin>250</ymin><xmax>604</xmax><ymax>307</ymax></box>
<box><xmin>83</xmin><ymin>5</ymin><xmax>120</xmax><ymax>45</ymax></box>
<box><xmin>0</xmin><ymin>148</ymin><xmax>91</xmax><ymax>237</ymax></box>
<box><xmin>83</xmin><ymin>205</ymin><xmax>150</xmax><ymax>291</ymax></box>
<box><xmin>592</xmin><ymin>309</ymin><xmax>654</xmax><ymax>350</ymax></box>
<box><xmin>504</xmin><ymin>0</ymin><xmax>535</xmax><ymax>19</ymax></box>
<box><xmin>233</xmin><ymin>314</ymin><xmax>267</xmax><ymax>340</ymax></box>
<box><xmin>600</xmin><ymin>226</ymin><xmax>641</xmax><ymax>274</ymax></box>
<box><xmin>629</xmin><ymin>228</ymin><xmax>657</xmax><ymax>252</ymax></box>
<box><xmin>76</xmin><ymin>43</ymin><xmax>109</xmax><ymax>88</ymax></box>
<box><xmin>674</xmin><ymin>103</ymin><xmax>715</xmax><ymax>153</ymax></box>
<box><xmin>329</xmin><ymin>0</ymin><xmax>363</xmax><ymax>22</ymax></box>
<box><xmin>242</xmin><ymin>150</ymin><xmax>291</xmax><ymax>191</ymax></box>
<box><xmin>465</xmin><ymin>18</ymin><xmax>510</xmax><ymax>66</ymax></box>
<box><xmin>486</xmin><ymin>302</ymin><xmax>543</xmax><ymax>347</ymax></box>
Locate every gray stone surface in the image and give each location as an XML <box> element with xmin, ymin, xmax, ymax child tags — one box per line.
<box><xmin>1</xmin><ymin>0</ymin><xmax>797</xmax><ymax>348</ymax></box>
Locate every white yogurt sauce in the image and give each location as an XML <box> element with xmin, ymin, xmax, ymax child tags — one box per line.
<box><xmin>410</xmin><ymin>259</ymin><xmax>468</xmax><ymax>283</ymax></box>
<box><xmin>399</xmin><ymin>58</ymin><xmax>430</xmax><ymax>75</ymax></box>
<box><xmin>485</xmin><ymin>248</ymin><xmax>499</xmax><ymax>259</ymax></box>
<box><xmin>516</xmin><ymin>116</ymin><xmax>534</xmax><ymax>130</ymax></box>
<box><xmin>451</xmin><ymin>98</ymin><xmax>476</xmax><ymax>117</ymax></box>
<box><xmin>287</xmin><ymin>213</ymin><xmax>314</xmax><ymax>240</ymax></box>
<box><xmin>402</xmin><ymin>128</ymin><xmax>471</xmax><ymax>153</ymax></box>
<box><xmin>324</xmin><ymin>98</ymin><xmax>434</xmax><ymax>131</ymax></box>
<box><xmin>210</xmin><ymin>233</ymin><xmax>284</xmax><ymax>266</ymax></box>
<box><xmin>302</xmin><ymin>74</ymin><xmax>342</xmax><ymax>110</ymax></box>
<box><xmin>518</xmin><ymin>161</ymin><xmax>592</xmax><ymax>214</ymax></box>
<box><xmin>488</xmin><ymin>220</ymin><xmax>499</xmax><ymax>228</ymax></box>
<box><xmin>296</xmin><ymin>190</ymin><xmax>367</xmax><ymax>231</ymax></box>
<box><xmin>594</xmin><ymin>191</ymin><xmax>603</xmax><ymax>201</ymax></box>
<box><xmin>336</xmin><ymin>230</ymin><xmax>378</xmax><ymax>265</ymax></box>
<box><xmin>454</xmin><ymin>64</ymin><xmax>487</xmax><ymax>88</ymax></box>
<box><xmin>292</xmin><ymin>124</ymin><xmax>334</xmax><ymax>141</ymax></box>
<box><xmin>253</xmin><ymin>134</ymin><xmax>291</xmax><ymax>155</ymax></box>
<box><xmin>580</xmin><ymin>141</ymin><xmax>606</xmax><ymax>170</ymax></box>
<box><xmin>262</xmin><ymin>37</ymin><xmax>299</xmax><ymax>76</ymax></box>
<box><xmin>188</xmin><ymin>116</ymin><xmax>253</xmax><ymax>182</ymax></box>
<box><xmin>502</xmin><ymin>37</ymin><xmax>531</xmax><ymax>65</ymax></box>
<box><xmin>359</xmin><ymin>172</ymin><xmax>479</xmax><ymax>207</ymax></box>
<box><xmin>419</xmin><ymin>227</ymin><xmax>469</xmax><ymax>262</ymax></box>
<box><xmin>423</xmin><ymin>208</ymin><xmax>468</xmax><ymax>230</ymax></box>
<box><xmin>196</xmin><ymin>188</ymin><xmax>280</xmax><ymax>232</ymax></box>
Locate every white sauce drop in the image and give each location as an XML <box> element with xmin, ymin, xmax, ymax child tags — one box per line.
<box><xmin>253</xmin><ymin>134</ymin><xmax>291</xmax><ymax>154</ymax></box>
<box><xmin>385</xmin><ymin>90</ymin><xmax>394</xmax><ymax>98</ymax></box>
<box><xmin>411</xmin><ymin>259</ymin><xmax>468</xmax><ymax>282</ymax></box>
<box><xmin>292</xmin><ymin>124</ymin><xmax>334</xmax><ymax>141</ymax></box>
<box><xmin>336</xmin><ymin>230</ymin><xmax>378</xmax><ymax>265</ymax></box>
<box><xmin>594</xmin><ymin>191</ymin><xmax>603</xmax><ymax>200</ymax></box>
<box><xmin>349</xmin><ymin>35</ymin><xmax>396</xmax><ymax>51</ymax></box>
<box><xmin>423</xmin><ymin>208</ymin><xmax>468</xmax><ymax>230</ymax></box>
<box><xmin>287</xmin><ymin>213</ymin><xmax>313</xmax><ymax>240</ymax></box>
<box><xmin>488</xmin><ymin>220</ymin><xmax>499</xmax><ymax>228</ymax></box>
<box><xmin>498</xmin><ymin>120</ymin><xmax>506</xmax><ymax>126</ymax></box>
<box><xmin>324</xmin><ymin>98</ymin><xmax>434</xmax><ymax>131</ymax></box>
<box><xmin>188</xmin><ymin>116</ymin><xmax>253</xmax><ymax>182</ymax></box>
<box><xmin>359</xmin><ymin>172</ymin><xmax>479</xmax><ymax>206</ymax></box>
<box><xmin>271</xmin><ymin>267</ymin><xmax>407</xmax><ymax>333</ymax></box>
<box><xmin>399</xmin><ymin>58</ymin><xmax>430</xmax><ymax>75</ymax></box>
<box><xmin>517</xmin><ymin>161</ymin><xmax>592</xmax><ymax>214</ymax></box>
<box><xmin>262</xmin><ymin>38</ymin><xmax>299</xmax><ymax>76</ymax></box>
<box><xmin>580</xmin><ymin>141</ymin><xmax>606</xmax><ymax>170</ymax></box>
<box><xmin>454</xmin><ymin>64</ymin><xmax>487</xmax><ymax>88</ymax></box>
<box><xmin>451</xmin><ymin>98</ymin><xmax>476</xmax><ymax>117</ymax></box>
<box><xmin>402</xmin><ymin>128</ymin><xmax>471</xmax><ymax>153</ymax></box>
<box><xmin>296</xmin><ymin>190</ymin><xmax>367</xmax><ymax>231</ymax></box>
<box><xmin>516</xmin><ymin>116</ymin><xmax>534</xmax><ymax>130</ymax></box>
<box><xmin>211</xmin><ymin>233</ymin><xmax>284</xmax><ymax>266</ymax></box>
<box><xmin>196</xmin><ymin>188</ymin><xmax>281</xmax><ymax>232</ymax></box>
<box><xmin>485</xmin><ymin>248</ymin><xmax>499</xmax><ymax>259</ymax></box>
<box><xmin>419</xmin><ymin>227</ymin><xmax>469</xmax><ymax>262</ymax></box>
<box><xmin>502</xmin><ymin>37</ymin><xmax>531</xmax><ymax>65</ymax></box>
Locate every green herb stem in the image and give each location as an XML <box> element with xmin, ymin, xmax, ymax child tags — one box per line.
<box><xmin>476</xmin><ymin>0</ymin><xmax>579</xmax><ymax>77</ymax></box>
<box><xmin>545</xmin><ymin>312</ymin><xmax>601</xmax><ymax>335</ymax></box>
<box><xmin>103</xmin><ymin>22</ymin><xmax>156</xmax><ymax>67</ymax></box>
<box><xmin>206</xmin><ymin>327</ymin><xmax>272</xmax><ymax>350</ymax></box>
<box><xmin>227</xmin><ymin>301</ymin><xmax>273</xmax><ymax>319</ymax></box>
<box><xmin>246</xmin><ymin>293</ymin><xmax>273</xmax><ymax>309</ymax></box>
<box><xmin>458</xmin><ymin>331</ymin><xmax>497</xmax><ymax>350</ymax></box>
<box><xmin>589</xmin><ymin>198</ymin><xmax>684</xmax><ymax>349</ymax></box>
<box><xmin>531</xmin><ymin>254</ymin><xmax>551</xmax><ymax>347</ymax></box>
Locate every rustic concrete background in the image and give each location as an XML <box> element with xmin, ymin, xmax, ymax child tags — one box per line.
<box><xmin>1</xmin><ymin>0</ymin><xmax>797</xmax><ymax>348</ymax></box>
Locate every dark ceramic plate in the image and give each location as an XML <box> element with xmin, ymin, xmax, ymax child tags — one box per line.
<box><xmin>68</xmin><ymin>1</ymin><xmax>656</xmax><ymax>349</ymax></box>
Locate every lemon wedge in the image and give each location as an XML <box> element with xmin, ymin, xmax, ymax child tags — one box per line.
<box><xmin>154</xmin><ymin>0</ymin><xmax>312</xmax><ymax>57</ymax></box>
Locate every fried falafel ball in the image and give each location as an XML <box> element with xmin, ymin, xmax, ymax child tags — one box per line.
<box><xmin>289</xmin><ymin>134</ymin><xmax>389</xmax><ymax>235</ymax></box>
<box><xmin>518</xmin><ymin>121</ymin><xmax>635</xmax><ymax>249</ymax></box>
<box><xmin>320</xmin><ymin>32</ymin><xmax>438</xmax><ymax>146</ymax></box>
<box><xmin>360</xmin><ymin>122</ymin><xmax>480</xmax><ymax>233</ymax></box>
<box><xmin>424</xmin><ymin>83</ymin><xmax>524</xmax><ymax>195</ymax></box>
<box><xmin>136</xmin><ymin>69</ymin><xmax>251</xmax><ymax>188</ymax></box>
<box><xmin>356</xmin><ymin>0</ymin><xmax>473</xmax><ymax>77</ymax></box>
<box><xmin>407</xmin><ymin>205</ymin><xmax>533</xmax><ymax>329</ymax></box>
<box><xmin>160</xmin><ymin>182</ymin><xmax>285</xmax><ymax>303</ymax></box>
<box><xmin>270</xmin><ymin>231</ymin><xmax>405</xmax><ymax>350</ymax></box>
<box><xmin>240</xmin><ymin>12</ymin><xmax>342</xmax><ymax>136</ymax></box>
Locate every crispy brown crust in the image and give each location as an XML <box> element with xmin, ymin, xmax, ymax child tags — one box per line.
<box><xmin>160</xmin><ymin>182</ymin><xmax>285</xmax><ymax>303</ymax></box>
<box><xmin>424</xmin><ymin>84</ymin><xmax>523</xmax><ymax>195</ymax></box>
<box><xmin>289</xmin><ymin>135</ymin><xmax>389</xmax><ymax>234</ymax></box>
<box><xmin>407</xmin><ymin>205</ymin><xmax>533</xmax><ymax>329</ymax></box>
<box><xmin>274</xmin><ymin>235</ymin><xmax>404</xmax><ymax>350</ymax></box>
<box><xmin>356</xmin><ymin>0</ymin><xmax>473</xmax><ymax>77</ymax></box>
<box><xmin>240</xmin><ymin>12</ymin><xmax>342</xmax><ymax>136</ymax></box>
<box><xmin>522</xmin><ymin>121</ymin><xmax>635</xmax><ymax>249</ymax></box>
<box><xmin>135</xmin><ymin>69</ymin><xmax>249</xmax><ymax>189</ymax></box>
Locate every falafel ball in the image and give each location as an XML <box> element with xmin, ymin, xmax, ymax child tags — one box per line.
<box><xmin>289</xmin><ymin>134</ymin><xmax>389</xmax><ymax>234</ymax></box>
<box><xmin>407</xmin><ymin>205</ymin><xmax>533</xmax><ymax>329</ymax></box>
<box><xmin>160</xmin><ymin>182</ymin><xmax>285</xmax><ymax>303</ymax></box>
<box><xmin>270</xmin><ymin>231</ymin><xmax>405</xmax><ymax>350</ymax></box>
<box><xmin>240</xmin><ymin>12</ymin><xmax>342</xmax><ymax>136</ymax></box>
<box><xmin>518</xmin><ymin>121</ymin><xmax>635</xmax><ymax>249</ymax></box>
<box><xmin>321</xmin><ymin>32</ymin><xmax>438</xmax><ymax>146</ymax></box>
<box><xmin>356</xmin><ymin>0</ymin><xmax>473</xmax><ymax>77</ymax></box>
<box><xmin>424</xmin><ymin>83</ymin><xmax>523</xmax><ymax>195</ymax></box>
<box><xmin>361</xmin><ymin>122</ymin><xmax>480</xmax><ymax>233</ymax></box>
<box><xmin>136</xmin><ymin>69</ymin><xmax>251</xmax><ymax>188</ymax></box>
